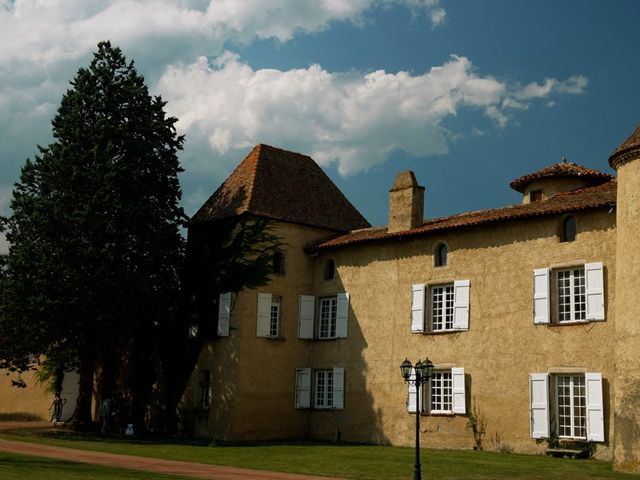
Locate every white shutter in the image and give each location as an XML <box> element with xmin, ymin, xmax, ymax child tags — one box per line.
<box><xmin>256</xmin><ymin>293</ymin><xmax>272</xmax><ymax>337</ymax></box>
<box><xmin>585</xmin><ymin>372</ymin><xmax>605</xmax><ymax>442</ymax></box>
<box><xmin>529</xmin><ymin>373</ymin><xmax>550</xmax><ymax>439</ymax></box>
<box><xmin>585</xmin><ymin>262</ymin><xmax>605</xmax><ymax>321</ymax></box>
<box><xmin>533</xmin><ymin>268</ymin><xmax>550</xmax><ymax>324</ymax></box>
<box><xmin>407</xmin><ymin>368</ymin><xmax>418</xmax><ymax>413</ymax></box>
<box><xmin>217</xmin><ymin>292</ymin><xmax>231</xmax><ymax>337</ymax></box>
<box><xmin>295</xmin><ymin>368</ymin><xmax>312</xmax><ymax>409</ymax></box>
<box><xmin>453</xmin><ymin>280</ymin><xmax>470</xmax><ymax>331</ymax></box>
<box><xmin>411</xmin><ymin>284</ymin><xmax>425</xmax><ymax>332</ymax></box>
<box><xmin>333</xmin><ymin>368</ymin><xmax>345</xmax><ymax>409</ymax></box>
<box><xmin>336</xmin><ymin>293</ymin><xmax>349</xmax><ymax>338</ymax></box>
<box><xmin>298</xmin><ymin>295</ymin><xmax>315</xmax><ymax>339</ymax></box>
<box><xmin>451</xmin><ymin>367</ymin><xmax>466</xmax><ymax>414</ymax></box>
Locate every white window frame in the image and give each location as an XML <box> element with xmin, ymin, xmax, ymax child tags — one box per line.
<box><xmin>257</xmin><ymin>293</ymin><xmax>281</xmax><ymax>338</ymax></box>
<box><xmin>410</xmin><ymin>281</ymin><xmax>470</xmax><ymax>333</ymax></box>
<box><xmin>529</xmin><ymin>372</ymin><xmax>604</xmax><ymax>442</ymax></box>
<box><xmin>297</xmin><ymin>294</ymin><xmax>349</xmax><ymax>339</ymax></box>
<box><xmin>295</xmin><ymin>367</ymin><xmax>344</xmax><ymax>410</ymax></box>
<box><xmin>532</xmin><ymin>262</ymin><xmax>605</xmax><ymax>324</ymax></box>
<box><xmin>556</xmin><ymin>267</ymin><xmax>586</xmax><ymax>323</ymax></box>
<box><xmin>407</xmin><ymin>367</ymin><xmax>465</xmax><ymax>415</ymax></box>
<box><xmin>555</xmin><ymin>374</ymin><xmax>587</xmax><ymax>439</ymax></box>
<box><xmin>318</xmin><ymin>296</ymin><xmax>338</xmax><ymax>339</ymax></box>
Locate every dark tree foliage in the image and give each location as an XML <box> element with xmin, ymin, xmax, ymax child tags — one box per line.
<box><xmin>155</xmin><ymin>215</ymin><xmax>281</xmax><ymax>432</ymax></box>
<box><xmin>0</xmin><ymin>41</ymin><xmax>185</xmax><ymax>428</ymax></box>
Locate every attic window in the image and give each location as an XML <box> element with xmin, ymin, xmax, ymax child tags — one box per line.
<box><xmin>435</xmin><ymin>242</ymin><xmax>448</xmax><ymax>267</ymax></box>
<box><xmin>561</xmin><ymin>216</ymin><xmax>577</xmax><ymax>243</ymax></box>
<box><xmin>273</xmin><ymin>252</ymin><xmax>285</xmax><ymax>275</ymax></box>
<box><xmin>530</xmin><ymin>190</ymin><xmax>543</xmax><ymax>202</ymax></box>
<box><xmin>324</xmin><ymin>259</ymin><xmax>335</xmax><ymax>281</ymax></box>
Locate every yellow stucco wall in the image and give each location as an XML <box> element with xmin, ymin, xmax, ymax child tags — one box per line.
<box><xmin>308</xmin><ymin>209</ymin><xmax>616</xmax><ymax>456</ymax></box>
<box><xmin>193</xmin><ymin>207</ymin><xmax>617</xmax><ymax>460</ymax></box>
<box><xmin>0</xmin><ymin>369</ymin><xmax>52</xmax><ymax>421</ymax></box>
<box><xmin>613</xmin><ymin>160</ymin><xmax>640</xmax><ymax>472</ymax></box>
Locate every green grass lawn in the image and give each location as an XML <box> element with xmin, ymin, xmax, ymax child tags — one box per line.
<box><xmin>1</xmin><ymin>428</ymin><xmax>637</xmax><ymax>480</ymax></box>
<box><xmin>0</xmin><ymin>451</ymin><xmax>190</xmax><ymax>480</ymax></box>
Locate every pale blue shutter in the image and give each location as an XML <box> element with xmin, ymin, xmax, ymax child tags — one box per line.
<box><xmin>530</xmin><ymin>373</ymin><xmax>550</xmax><ymax>438</ymax></box>
<box><xmin>585</xmin><ymin>372</ymin><xmax>605</xmax><ymax>441</ymax></box>
<box><xmin>411</xmin><ymin>284</ymin><xmax>425</xmax><ymax>332</ymax></box>
<box><xmin>533</xmin><ymin>269</ymin><xmax>550</xmax><ymax>324</ymax></box>
<box><xmin>256</xmin><ymin>293</ymin><xmax>272</xmax><ymax>337</ymax></box>
<box><xmin>453</xmin><ymin>280</ymin><xmax>470</xmax><ymax>331</ymax></box>
<box><xmin>336</xmin><ymin>293</ymin><xmax>349</xmax><ymax>338</ymax></box>
<box><xmin>295</xmin><ymin>368</ymin><xmax>312</xmax><ymax>409</ymax></box>
<box><xmin>217</xmin><ymin>292</ymin><xmax>231</xmax><ymax>337</ymax></box>
<box><xmin>333</xmin><ymin>368</ymin><xmax>345</xmax><ymax>409</ymax></box>
<box><xmin>585</xmin><ymin>262</ymin><xmax>605</xmax><ymax>321</ymax></box>
<box><xmin>451</xmin><ymin>367</ymin><xmax>466</xmax><ymax>414</ymax></box>
<box><xmin>298</xmin><ymin>295</ymin><xmax>315</xmax><ymax>339</ymax></box>
<box><xmin>407</xmin><ymin>368</ymin><xmax>419</xmax><ymax>413</ymax></box>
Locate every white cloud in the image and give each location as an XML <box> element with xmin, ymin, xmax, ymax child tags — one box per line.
<box><xmin>516</xmin><ymin>75</ymin><xmax>588</xmax><ymax>100</ymax></box>
<box><xmin>158</xmin><ymin>53</ymin><xmax>586</xmax><ymax>177</ymax></box>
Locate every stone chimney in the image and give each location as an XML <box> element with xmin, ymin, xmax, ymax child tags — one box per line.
<box><xmin>388</xmin><ymin>171</ymin><xmax>425</xmax><ymax>233</ymax></box>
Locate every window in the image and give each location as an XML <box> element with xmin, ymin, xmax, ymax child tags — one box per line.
<box><xmin>533</xmin><ymin>262</ymin><xmax>604</xmax><ymax>324</ymax></box>
<box><xmin>298</xmin><ymin>294</ymin><xmax>349</xmax><ymax>339</ymax></box>
<box><xmin>435</xmin><ymin>242</ymin><xmax>448</xmax><ymax>267</ymax></box>
<box><xmin>410</xmin><ymin>281</ymin><xmax>470</xmax><ymax>333</ymax></box>
<box><xmin>556</xmin><ymin>375</ymin><xmax>586</xmax><ymax>439</ymax></box>
<box><xmin>529</xmin><ymin>372</ymin><xmax>604</xmax><ymax>442</ymax></box>
<box><xmin>295</xmin><ymin>367</ymin><xmax>344</xmax><ymax>410</ymax></box>
<box><xmin>256</xmin><ymin>293</ymin><xmax>281</xmax><ymax>338</ymax></box>
<box><xmin>318</xmin><ymin>297</ymin><xmax>338</xmax><ymax>338</ymax></box>
<box><xmin>561</xmin><ymin>216</ymin><xmax>577</xmax><ymax>242</ymax></box>
<box><xmin>556</xmin><ymin>267</ymin><xmax>586</xmax><ymax>322</ymax></box>
<box><xmin>431</xmin><ymin>284</ymin><xmax>454</xmax><ymax>331</ymax></box>
<box><xmin>407</xmin><ymin>367</ymin><xmax>466</xmax><ymax>415</ymax></box>
<box><xmin>530</xmin><ymin>190</ymin><xmax>543</xmax><ymax>202</ymax></box>
<box><xmin>272</xmin><ymin>252</ymin><xmax>285</xmax><ymax>275</ymax></box>
<box><xmin>199</xmin><ymin>370</ymin><xmax>211</xmax><ymax>409</ymax></box>
<box><xmin>324</xmin><ymin>259</ymin><xmax>335</xmax><ymax>280</ymax></box>
<box><xmin>217</xmin><ymin>292</ymin><xmax>232</xmax><ymax>337</ymax></box>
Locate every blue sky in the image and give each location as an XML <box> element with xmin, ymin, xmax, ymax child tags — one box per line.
<box><xmin>1</xmin><ymin>0</ymin><xmax>639</xmax><ymax>253</ymax></box>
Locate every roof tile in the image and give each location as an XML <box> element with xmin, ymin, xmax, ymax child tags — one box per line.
<box><xmin>311</xmin><ymin>180</ymin><xmax>616</xmax><ymax>251</ymax></box>
<box><xmin>510</xmin><ymin>162</ymin><xmax>612</xmax><ymax>193</ymax></box>
<box><xmin>189</xmin><ymin>144</ymin><xmax>370</xmax><ymax>232</ymax></box>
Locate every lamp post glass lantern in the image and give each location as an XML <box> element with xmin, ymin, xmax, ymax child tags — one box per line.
<box><xmin>400</xmin><ymin>358</ymin><xmax>433</xmax><ymax>480</ymax></box>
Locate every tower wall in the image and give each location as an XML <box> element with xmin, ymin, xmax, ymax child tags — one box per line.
<box><xmin>611</xmin><ymin>131</ymin><xmax>640</xmax><ymax>473</ymax></box>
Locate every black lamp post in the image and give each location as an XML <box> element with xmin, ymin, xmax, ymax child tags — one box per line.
<box><xmin>400</xmin><ymin>357</ymin><xmax>434</xmax><ymax>480</ymax></box>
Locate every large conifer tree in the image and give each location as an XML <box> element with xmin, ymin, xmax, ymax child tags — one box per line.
<box><xmin>0</xmin><ymin>42</ymin><xmax>185</xmax><ymax>427</ymax></box>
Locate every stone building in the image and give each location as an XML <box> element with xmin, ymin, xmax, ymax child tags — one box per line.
<box><xmin>183</xmin><ymin>125</ymin><xmax>640</xmax><ymax>473</ymax></box>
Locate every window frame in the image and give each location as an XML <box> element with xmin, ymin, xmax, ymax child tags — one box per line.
<box><xmin>318</xmin><ymin>296</ymin><xmax>338</xmax><ymax>339</ymax></box>
<box><xmin>295</xmin><ymin>367</ymin><xmax>345</xmax><ymax>410</ymax></box>
<box><xmin>430</xmin><ymin>283</ymin><xmax>455</xmax><ymax>332</ymax></box>
<box><xmin>429</xmin><ymin>370</ymin><xmax>453</xmax><ymax>414</ymax></box>
<box><xmin>324</xmin><ymin>259</ymin><xmax>335</xmax><ymax>281</ymax></box>
<box><xmin>269</xmin><ymin>295</ymin><xmax>282</xmax><ymax>337</ymax></box>
<box><xmin>555</xmin><ymin>374</ymin><xmax>587</xmax><ymax>440</ymax></box>
<box><xmin>560</xmin><ymin>215</ymin><xmax>577</xmax><ymax>243</ymax></box>
<box><xmin>555</xmin><ymin>266</ymin><xmax>586</xmax><ymax>323</ymax></box>
<box><xmin>298</xmin><ymin>294</ymin><xmax>349</xmax><ymax>340</ymax></box>
<box><xmin>434</xmin><ymin>242</ymin><xmax>448</xmax><ymax>267</ymax></box>
<box><xmin>272</xmin><ymin>251</ymin><xmax>285</xmax><ymax>275</ymax></box>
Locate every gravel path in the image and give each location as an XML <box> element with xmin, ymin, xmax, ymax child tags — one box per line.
<box><xmin>0</xmin><ymin>423</ymin><xmax>338</xmax><ymax>480</ymax></box>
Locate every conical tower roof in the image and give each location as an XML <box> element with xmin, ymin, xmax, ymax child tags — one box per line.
<box><xmin>190</xmin><ymin>144</ymin><xmax>370</xmax><ymax>232</ymax></box>
<box><xmin>510</xmin><ymin>161</ymin><xmax>612</xmax><ymax>193</ymax></box>
<box><xmin>609</xmin><ymin>124</ymin><xmax>640</xmax><ymax>169</ymax></box>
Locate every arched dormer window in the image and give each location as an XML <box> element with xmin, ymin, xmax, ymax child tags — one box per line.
<box><xmin>435</xmin><ymin>242</ymin><xmax>448</xmax><ymax>267</ymax></box>
<box><xmin>272</xmin><ymin>251</ymin><xmax>285</xmax><ymax>275</ymax></box>
<box><xmin>324</xmin><ymin>259</ymin><xmax>335</xmax><ymax>281</ymax></box>
<box><xmin>561</xmin><ymin>216</ymin><xmax>577</xmax><ymax>243</ymax></box>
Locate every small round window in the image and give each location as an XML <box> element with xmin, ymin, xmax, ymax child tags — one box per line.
<box><xmin>435</xmin><ymin>242</ymin><xmax>448</xmax><ymax>267</ymax></box>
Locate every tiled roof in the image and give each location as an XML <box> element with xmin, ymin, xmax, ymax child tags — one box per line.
<box><xmin>189</xmin><ymin>144</ymin><xmax>370</xmax><ymax>232</ymax></box>
<box><xmin>310</xmin><ymin>180</ymin><xmax>616</xmax><ymax>251</ymax></box>
<box><xmin>509</xmin><ymin>162</ymin><xmax>612</xmax><ymax>193</ymax></box>
<box><xmin>609</xmin><ymin>124</ymin><xmax>640</xmax><ymax>169</ymax></box>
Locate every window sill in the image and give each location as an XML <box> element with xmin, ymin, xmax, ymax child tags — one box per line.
<box><xmin>547</xmin><ymin>320</ymin><xmax>591</xmax><ymax>326</ymax></box>
<box><xmin>423</xmin><ymin>412</ymin><xmax>455</xmax><ymax>417</ymax></box>
<box><xmin>424</xmin><ymin>329</ymin><xmax>466</xmax><ymax>335</ymax></box>
<box><xmin>265</xmin><ymin>335</ymin><xmax>285</xmax><ymax>341</ymax></box>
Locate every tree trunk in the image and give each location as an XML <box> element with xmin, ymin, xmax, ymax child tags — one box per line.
<box><xmin>74</xmin><ymin>345</ymin><xmax>96</xmax><ymax>430</ymax></box>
